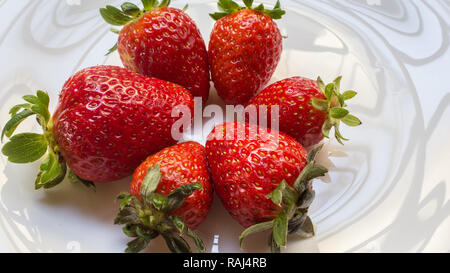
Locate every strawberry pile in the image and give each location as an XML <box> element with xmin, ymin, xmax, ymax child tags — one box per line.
<box><xmin>1</xmin><ymin>0</ymin><xmax>361</xmax><ymax>253</ymax></box>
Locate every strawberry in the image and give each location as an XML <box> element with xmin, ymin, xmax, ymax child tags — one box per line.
<box><xmin>100</xmin><ymin>0</ymin><xmax>210</xmax><ymax>101</ymax></box>
<box><xmin>1</xmin><ymin>65</ymin><xmax>194</xmax><ymax>189</ymax></box>
<box><xmin>208</xmin><ymin>0</ymin><xmax>285</xmax><ymax>105</ymax></box>
<box><xmin>205</xmin><ymin>122</ymin><xmax>328</xmax><ymax>252</ymax></box>
<box><xmin>247</xmin><ymin>76</ymin><xmax>362</xmax><ymax>147</ymax></box>
<box><xmin>115</xmin><ymin>141</ymin><xmax>213</xmax><ymax>253</ymax></box>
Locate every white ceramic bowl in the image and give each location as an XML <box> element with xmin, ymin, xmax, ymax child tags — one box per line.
<box><xmin>0</xmin><ymin>0</ymin><xmax>449</xmax><ymax>253</ymax></box>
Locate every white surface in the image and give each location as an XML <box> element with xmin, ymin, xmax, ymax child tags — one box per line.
<box><xmin>0</xmin><ymin>0</ymin><xmax>449</xmax><ymax>253</ymax></box>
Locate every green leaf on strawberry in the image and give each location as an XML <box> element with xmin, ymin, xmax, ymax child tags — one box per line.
<box><xmin>148</xmin><ymin>193</ymin><xmax>169</xmax><ymax>211</ymax></box>
<box><xmin>330</xmin><ymin>108</ymin><xmax>349</xmax><ymax>119</ymax></box>
<box><xmin>1</xmin><ymin>91</ymin><xmax>70</xmax><ymax>189</ymax></box>
<box><xmin>312</xmin><ymin>76</ymin><xmax>362</xmax><ymax>144</ymax></box>
<box><xmin>272</xmin><ymin>209</ymin><xmax>288</xmax><ymax>247</ymax></box>
<box><xmin>1</xmin><ymin>90</ymin><xmax>98</xmax><ymax>190</ymax></box>
<box><xmin>100</xmin><ymin>0</ymin><xmax>174</xmax><ymax>54</ymax></box>
<box><xmin>310</xmin><ymin>98</ymin><xmax>328</xmax><ymax>112</ymax></box>
<box><xmin>172</xmin><ymin>215</ymin><xmax>206</xmax><ymax>253</ymax></box>
<box><xmin>239</xmin><ymin>220</ymin><xmax>274</xmax><ymax>248</ymax></box>
<box><xmin>115</xmin><ymin>165</ymin><xmax>205</xmax><ymax>253</ymax></box>
<box><xmin>68</xmin><ymin>169</ymin><xmax>96</xmax><ymax>191</ymax></box>
<box><xmin>140</xmin><ymin>164</ymin><xmax>162</xmax><ymax>202</ymax></box>
<box><xmin>2</xmin><ymin>133</ymin><xmax>47</xmax><ymax>163</ymax></box>
<box><xmin>210</xmin><ymin>0</ymin><xmax>286</xmax><ymax>20</ymax></box>
<box><xmin>266</xmin><ymin>180</ymin><xmax>285</xmax><ymax>205</ymax></box>
<box><xmin>166</xmin><ymin>182</ymin><xmax>203</xmax><ymax>212</ymax></box>
<box><xmin>294</xmin><ymin>215</ymin><xmax>315</xmax><ymax>238</ymax></box>
<box><xmin>121</xmin><ymin>2</ymin><xmax>141</xmax><ymax>16</ymax></box>
<box><xmin>342</xmin><ymin>114</ymin><xmax>362</xmax><ymax>127</ymax></box>
<box><xmin>240</xmin><ymin>145</ymin><xmax>328</xmax><ymax>252</ymax></box>
<box><xmin>342</xmin><ymin>90</ymin><xmax>357</xmax><ymax>101</ymax></box>
<box><xmin>100</xmin><ymin>5</ymin><xmax>133</xmax><ymax>26</ymax></box>
<box><xmin>243</xmin><ymin>0</ymin><xmax>253</xmax><ymax>8</ymax></box>
<box><xmin>1</xmin><ymin>111</ymin><xmax>34</xmax><ymax>140</ymax></box>
<box><xmin>100</xmin><ymin>0</ymin><xmax>172</xmax><ymax>26</ymax></box>
<box><xmin>105</xmin><ymin>43</ymin><xmax>118</xmax><ymax>56</ymax></box>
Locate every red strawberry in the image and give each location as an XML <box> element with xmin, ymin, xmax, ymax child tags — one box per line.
<box><xmin>115</xmin><ymin>141</ymin><xmax>213</xmax><ymax>253</ymax></box>
<box><xmin>100</xmin><ymin>1</ymin><xmax>210</xmax><ymax>101</ymax></box>
<box><xmin>208</xmin><ymin>0</ymin><xmax>285</xmax><ymax>105</ymax></box>
<box><xmin>247</xmin><ymin>76</ymin><xmax>362</xmax><ymax>147</ymax></box>
<box><xmin>1</xmin><ymin>65</ymin><xmax>194</xmax><ymax>189</ymax></box>
<box><xmin>130</xmin><ymin>142</ymin><xmax>213</xmax><ymax>230</ymax></box>
<box><xmin>205</xmin><ymin>122</ymin><xmax>328</xmax><ymax>252</ymax></box>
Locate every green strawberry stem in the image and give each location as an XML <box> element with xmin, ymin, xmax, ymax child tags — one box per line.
<box><xmin>312</xmin><ymin>76</ymin><xmax>362</xmax><ymax>145</ymax></box>
<box><xmin>100</xmin><ymin>0</ymin><xmax>174</xmax><ymax>55</ymax></box>
<box><xmin>115</xmin><ymin>165</ymin><xmax>205</xmax><ymax>253</ymax></box>
<box><xmin>239</xmin><ymin>145</ymin><xmax>328</xmax><ymax>253</ymax></box>
<box><xmin>1</xmin><ymin>90</ymin><xmax>95</xmax><ymax>190</ymax></box>
<box><xmin>210</xmin><ymin>0</ymin><xmax>286</xmax><ymax>21</ymax></box>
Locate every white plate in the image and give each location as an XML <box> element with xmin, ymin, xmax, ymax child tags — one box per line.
<box><xmin>0</xmin><ymin>0</ymin><xmax>449</xmax><ymax>253</ymax></box>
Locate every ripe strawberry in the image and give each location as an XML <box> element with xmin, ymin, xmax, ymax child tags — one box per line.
<box><xmin>115</xmin><ymin>141</ymin><xmax>213</xmax><ymax>253</ymax></box>
<box><xmin>247</xmin><ymin>76</ymin><xmax>362</xmax><ymax>147</ymax></box>
<box><xmin>100</xmin><ymin>1</ymin><xmax>210</xmax><ymax>101</ymax></box>
<box><xmin>1</xmin><ymin>65</ymin><xmax>194</xmax><ymax>189</ymax></box>
<box><xmin>205</xmin><ymin>122</ymin><xmax>328</xmax><ymax>252</ymax></box>
<box><xmin>208</xmin><ymin>0</ymin><xmax>285</xmax><ymax>105</ymax></box>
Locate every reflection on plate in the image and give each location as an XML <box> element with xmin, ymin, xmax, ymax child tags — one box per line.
<box><xmin>0</xmin><ymin>0</ymin><xmax>449</xmax><ymax>253</ymax></box>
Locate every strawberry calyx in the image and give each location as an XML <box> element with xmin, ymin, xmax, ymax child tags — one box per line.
<box><xmin>100</xmin><ymin>0</ymin><xmax>184</xmax><ymax>55</ymax></box>
<box><xmin>239</xmin><ymin>145</ymin><xmax>328</xmax><ymax>253</ymax></box>
<box><xmin>1</xmin><ymin>90</ymin><xmax>95</xmax><ymax>190</ymax></box>
<box><xmin>100</xmin><ymin>0</ymin><xmax>172</xmax><ymax>27</ymax></box>
<box><xmin>210</xmin><ymin>0</ymin><xmax>286</xmax><ymax>21</ymax></box>
<box><xmin>115</xmin><ymin>165</ymin><xmax>205</xmax><ymax>253</ymax></box>
<box><xmin>311</xmin><ymin>76</ymin><xmax>362</xmax><ymax>145</ymax></box>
